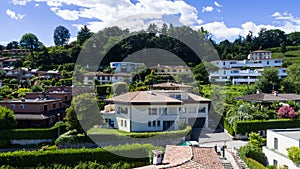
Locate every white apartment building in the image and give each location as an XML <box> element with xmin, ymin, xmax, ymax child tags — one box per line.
<box><xmin>110</xmin><ymin>62</ymin><xmax>145</xmax><ymax>73</ymax></box>
<box><xmin>101</xmin><ymin>90</ymin><xmax>210</xmax><ymax>132</ymax></box>
<box><xmin>263</xmin><ymin>128</ymin><xmax>300</xmax><ymax>169</ymax></box>
<box><xmin>210</xmin><ymin>50</ymin><xmax>287</xmax><ymax>84</ymax></box>
<box><xmin>83</xmin><ymin>72</ymin><xmax>133</xmax><ymax>85</ymax></box>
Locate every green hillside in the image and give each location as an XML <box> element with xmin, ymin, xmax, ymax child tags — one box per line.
<box><xmin>267</xmin><ymin>46</ymin><xmax>300</xmax><ymax>64</ymax></box>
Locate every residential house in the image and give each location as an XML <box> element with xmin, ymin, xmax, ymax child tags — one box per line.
<box><xmin>263</xmin><ymin>128</ymin><xmax>300</xmax><ymax>168</ymax></box>
<box><xmin>150</xmin><ymin>64</ymin><xmax>192</xmax><ymax>76</ymax></box>
<box><xmin>209</xmin><ymin>50</ymin><xmax>287</xmax><ymax>84</ymax></box>
<box><xmin>0</xmin><ymin>49</ymin><xmax>30</xmax><ymax>56</ymax></box>
<box><xmin>152</xmin><ymin>82</ymin><xmax>192</xmax><ymax>92</ymax></box>
<box><xmin>83</xmin><ymin>72</ymin><xmax>133</xmax><ymax>85</ymax></box>
<box><xmin>0</xmin><ymin>98</ymin><xmax>65</xmax><ymax>128</ymax></box>
<box><xmin>110</xmin><ymin>62</ymin><xmax>145</xmax><ymax>73</ymax></box>
<box><xmin>102</xmin><ymin>90</ymin><xmax>210</xmax><ymax>132</ymax></box>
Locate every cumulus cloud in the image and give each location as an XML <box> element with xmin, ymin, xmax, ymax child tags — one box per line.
<box><xmin>24</xmin><ymin>0</ymin><xmax>203</xmax><ymax>32</ymax></box>
<box><xmin>11</xmin><ymin>0</ymin><xmax>31</xmax><ymax>5</ymax></box>
<box><xmin>214</xmin><ymin>1</ymin><xmax>222</xmax><ymax>7</ymax></box>
<box><xmin>6</xmin><ymin>9</ymin><xmax>25</xmax><ymax>21</ymax></box>
<box><xmin>202</xmin><ymin>6</ymin><xmax>214</xmax><ymax>12</ymax></box>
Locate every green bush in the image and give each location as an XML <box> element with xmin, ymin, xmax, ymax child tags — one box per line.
<box><xmin>0</xmin><ymin>124</ymin><xmax>66</xmax><ymax>140</ymax></box>
<box><xmin>239</xmin><ymin>144</ymin><xmax>266</xmax><ymax>165</ymax></box>
<box><xmin>96</xmin><ymin>84</ymin><xmax>112</xmax><ymax>96</ymax></box>
<box><xmin>0</xmin><ymin>106</ymin><xmax>17</xmax><ymax>130</ymax></box>
<box><xmin>0</xmin><ymin>144</ymin><xmax>159</xmax><ymax>167</ymax></box>
<box><xmin>0</xmin><ymin>140</ymin><xmax>10</xmax><ymax>148</ymax></box>
<box><xmin>234</xmin><ymin>119</ymin><xmax>300</xmax><ymax>134</ymax></box>
<box><xmin>244</xmin><ymin>157</ymin><xmax>267</xmax><ymax>169</ymax></box>
<box><xmin>223</xmin><ymin>117</ymin><xmax>235</xmax><ymax>136</ymax></box>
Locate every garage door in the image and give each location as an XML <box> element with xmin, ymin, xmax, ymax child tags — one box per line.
<box><xmin>188</xmin><ymin>118</ymin><xmax>206</xmax><ymax>128</ymax></box>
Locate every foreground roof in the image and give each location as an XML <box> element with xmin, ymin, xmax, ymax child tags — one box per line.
<box><xmin>136</xmin><ymin>145</ymin><xmax>224</xmax><ymax>169</ymax></box>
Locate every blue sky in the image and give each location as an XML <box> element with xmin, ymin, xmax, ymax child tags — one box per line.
<box><xmin>1</xmin><ymin>0</ymin><xmax>300</xmax><ymax>47</ymax></box>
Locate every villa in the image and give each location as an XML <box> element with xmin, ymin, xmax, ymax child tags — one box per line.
<box><xmin>101</xmin><ymin>90</ymin><xmax>210</xmax><ymax>132</ymax></box>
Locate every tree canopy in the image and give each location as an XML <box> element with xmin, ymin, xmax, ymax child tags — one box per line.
<box><xmin>0</xmin><ymin>106</ymin><xmax>17</xmax><ymax>130</ymax></box>
<box><xmin>53</xmin><ymin>25</ymin><xmax>71</xmax><ymax>46</ymax></box>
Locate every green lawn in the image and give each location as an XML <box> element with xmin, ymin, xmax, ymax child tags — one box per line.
<box><xmin>87</xmin><ymin>128</ymin><xmax>124</xmax><ymax>135</ymax></box>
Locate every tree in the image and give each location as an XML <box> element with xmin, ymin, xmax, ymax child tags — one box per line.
<box><xmin>53</xmin><ymin>25</ymin><xmax>71</xmax><ymax>46</ymax></box>
<box><xmin>20</xmin><ymin>33</ymin><xmax>43</xmax><ymax>58</ymax></box>
<box><xmin>287</xmin><ymin>146</ymin><xmax>300</xmax><ymax>164</ymax></box>
<box><xmin>65</xmin><ymin>93</ymin><xmax>104</xmax><ymax>134</ymax></box>
<box><xmin>254</xmin><ymin>67</ymin><xmax>280</xmax><ymax>93</ymax></box>
<box><xmin>112</xmin><ymin>82</ymin><xmax>129</xmax><ymax>96</ymax></box>
<box><xmin>0</xmin><ymin>106</ymin><xmax>17</xmax><ymax>130</ymax></box>
<box><xmin>77</xmin><ymin>25</ymin><xmax>93</xmax><ymax>45</ymax></box>
<box><xmin>6</xmin><ymin>41</ymin><xmax>19</xmax><ymax>49</ymax></box>
<box><xmin>282</xmin><ymin>64</ymin><xmax>300</xmax><ymax>94</ymax></box>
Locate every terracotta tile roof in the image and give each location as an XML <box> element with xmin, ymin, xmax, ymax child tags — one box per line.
<box><xmin>236</xmin><ymin>93</ymin><xmax>300</xmax><ymax>103</ymax></box>
<box><xmin>105</xmin><ymin>91</ymin><xmax>183</xmax><ymax>105</ymax></box>
<box><xmin>153</xmin><ymin>83</ymin><xmax>192</xmax><ymax>88</ymax></box>
<box><xmin>136</xmin><ymin>146</ymin><xmax>224</xmax><ymax>169</ymax></box>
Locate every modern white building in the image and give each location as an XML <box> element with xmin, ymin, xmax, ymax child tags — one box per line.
<box><xmin>263</xmin><ymin>128</ymin><xmax>300</xmax><ymax>168</ymax></box>
<box><xmin>209</xmin><ymin>50</ymin><xmax>287</xmax><ymax>84</ymax></box>
<box><xmin>83</xmin><ymin>72</ymin><xmax>133</xmax><ymax>85</ymax></box>
<box><xmin>101</xmin><ymin>90</ymin><xmax>210</xmax><ymax>132</ymax></box>
<box><xmin>110</xmin><ymin>62</ymin><xmax>145</xmax><ymax>73</ymax></box>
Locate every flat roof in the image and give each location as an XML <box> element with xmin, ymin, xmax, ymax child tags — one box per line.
<box><xmin>271</xmin><ymin>128</ymin><xmax>300</xmax><ymax>140</ymax></box>
<box><xmin>0</xmin><ymin>98</ymin><xmax>61</xmax><ymax>103</ymax></box>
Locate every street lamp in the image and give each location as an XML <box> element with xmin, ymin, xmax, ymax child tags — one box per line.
<box><xmin>57</xmin><ymin>113</ymin><xmax>60</xmax><ymax>138</ymax></box>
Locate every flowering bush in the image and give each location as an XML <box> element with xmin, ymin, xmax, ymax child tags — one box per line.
<box><xmin>277</xmin><ymin>106</ymin><xmax>296</xmax><ymax>119</ymax></box>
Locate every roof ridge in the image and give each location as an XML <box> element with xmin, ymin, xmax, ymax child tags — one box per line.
<box><xmin>130</xmin><ymin>91</ymin><xmax>142</xmax><ymax>102</ymax></box>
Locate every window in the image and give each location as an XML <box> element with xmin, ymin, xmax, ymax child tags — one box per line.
<box><xmin>64</xmin><ymin>95</ymin><xmax>68</xmax><ymax>100</ymax></box>
<box><xmin>198</xmin><ymin>107</ymin><xmax>206</xmax><ymax>113</ymax></box>
<box><xmin>267</xmin><ymin>61</ymin><xmax>269</xmax><ymax>65</ymax></box>
<box><xmin>273</xmin><ymin>159</ymin><xmax>278</xmax><ymax>166</ymax></box>
<box><xmin>153</xmin><ymin>121</ymin><xmax>156</xmax><ymax>127</ymax></box>
<box><xmin>275</xmin><ymin>60</ymin><xmax>281</xmax><ymax>63</ymax></box>
<box><xmin>59</xmin><ymin>102</ymin><xmax>62</xmax><ymax>107</ymax></box>
<box><xmin>157</xmin><ymin>121</ymin><xmax>161</xmax><ymax>127</ymax></box>
<box><xmin>274</xmin><ymin>138</ymin><xmax>278</xmax><ymax>150</ymax></box>
<box><xmin>11</xmin><ymin>104</ymin><xmax>16</xmax><ymax>109</ymax></box>
<box><xmin>148</xmin><ymin>108</ymin><xmax>158</xmax><ymax>115</ymax></box>
<box><xmin>169</xmin><ymin>108</ymin><xmax>177</xmax><ymax>115</ymax></box>
<box><xmin>117</xmin><ymin>106</ymin><xmax>128</xmax><ymax>114</ymax></box>
<box><xmin>20</xmin><ymin>104</ymin><xmax>25</xmax><ymax>109</ymax></box>
<box><xmin>124</xmin><ymin>120</ymin><xmax>127</xmax><ymax>127</ymax></box>
<box><xmin>179</xmin><ymin>107</ymin><xmax>186</xmax><ymax>113</ymax></box>
<box><xmin>53</xmin><ymin>103</ymin><xmax>56</xmax><ymax>109</ymax></box>
<box><xmin>159</xmin><ymin>108</ymin><xmax>168</xmax><ymax>115</ymax></box>
<box><xmin>148</xmin><ymin>121</ymin><xmax>151</xmax><ymax>127</ymax></box>
<box><xmin>121</xmin><ymin>120</ymin><xmax>123</xmax><ymax>127</ymax></box>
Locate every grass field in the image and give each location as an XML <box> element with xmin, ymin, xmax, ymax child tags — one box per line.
<box><xmin>268</xmin><ymin>45</ymin><xmax>300</xmax><ymax>64</ymax></box>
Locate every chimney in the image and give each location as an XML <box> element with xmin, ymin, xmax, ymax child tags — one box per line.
<box><xmin>152</xmin><ymin>150</ymin><xmax>163</xmax><ymax>165</ymax></box>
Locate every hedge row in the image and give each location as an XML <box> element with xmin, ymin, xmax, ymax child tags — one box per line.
<box><xmin>234</xmin><ymin>119</ymin><xmax>300</xmax><ymax>134</ymax></box>
<box><xmin>0</xmin><ymin>124</ymin><xmax>66</xmax><ymax>140</ymax></box>
<box><xmin>0</xmin><ymin>144</ymin><xmax>159</xmax><ymax>167</ymax></box>
<box><xmin>223</xmin><ymin>118</ymin><xmax>235</xmax><ymax>136</ymax></box>
<box><xmin>244</xmin><ymin>158</ymin><xmax>267</xmax><ymax>169</ymax></box>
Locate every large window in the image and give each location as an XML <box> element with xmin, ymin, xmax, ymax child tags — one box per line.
<box><xmin>20</xmin><ymin>104</ymin><xmax>25</xmax><ymax>109</ymax></box>
<box><xmin>198</xmin><ymin>107</ymin><xmax>206</xmax><ymax>113</ymax></box>
<box><xmin>159</xmin><ymin>108</ymin><xmax>168</xmax><ymax>115</ymax></box>
<box><xmin>148</xmin><ymin>108</ymin><xmax>158</xmax><ymax>115</ymax></box>
<box><xmin>11</xmin><ymin>104</ymin><xmax>16</xmax><ymax>109</ymax></box>
<box><xmin>117</xmin><ymin>106</ymin><xmax>128</xmax><ymax>114</ymax></box>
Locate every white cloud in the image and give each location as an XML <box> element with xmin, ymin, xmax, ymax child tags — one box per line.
<box><xmin>202</xmin><ymin>6</ymin><xmax>213</xmax><ymax>12</ymax></box>
<box><xmin>35</xmin><ymin>3</ymin><xmax>39</xmax><ymax>7</ymax></box>
<box><xmin>28</xmin><ymin>0</ymin><xmax>203</xmax><ymax>32</ymax></box>
<box><xmin>272</xmin><ymin>12</ymin><xmax>281</xmax><ymax>17</ymax></box>
<box><xmin>11</xmin><ymin>0</ymin><xmax>31</xmax><ymax>5</ymax></box>
<box><xmin>214</xmin><ymin>1</ymin><xmax>222</xmax><ymax>7</ymax></box>
<box><xmin>6</xmin><ymin>9</ymin><xmax>25</xmax><ymax>21</ymax></box>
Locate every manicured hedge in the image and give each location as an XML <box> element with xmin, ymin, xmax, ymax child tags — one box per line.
<box><xmin>244</xmin><ymin>157</ymin><xmax>267</xmax><ymax>169</ymax></box>
<box><xmin>0</xmin><ymin>124</ymin><xmax>66</xmax><ymax>140</ymax></box>
<box><xmin>0</xmin><ymin>144</ymin><xmax>159</xmax><ymax>167</ymax></box>
<box><xmin>223</xmin><ymin>117</ymin><xmax>235</xmax><ymax>136</ymax></box>
<box><xmin>234</xmin><ymin>119</ymin><xmax>300</xmax><ymax>134</ymax></box>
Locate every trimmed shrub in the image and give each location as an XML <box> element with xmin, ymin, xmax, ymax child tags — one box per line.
<box><xmin>0</xmin><ymin>144</ymin><xmax>159</xmax><ymax>167</ymax></box>
<box><xmin>244</xmin><ymin>157</ymin><xmax>267</xmax><ymax>169</ymax></box>
<box><xmin>0</xmin><ymin>124</ymin><xmax>66</xmax><ymax>140</ymax></box>
<box><xmin>239</xmin><ymin>144</ymin><xmax>266</xmax><ymax>165</ymax></box>
<box><xmin>234</xmin><ymin>119</ymin><xmax>300</xmax><ymax>134</ymax></box>
<box><xmin>223</xmin><ymin>117</ymin><xmax>235</xmax><ymax>136</ymax></box>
